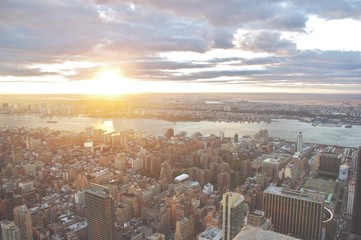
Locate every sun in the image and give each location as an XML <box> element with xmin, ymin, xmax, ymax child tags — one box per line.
<box><xmin>86</xmin><ymin>68</ymin><xmax>137</xmax><ymax>95</ymax></box>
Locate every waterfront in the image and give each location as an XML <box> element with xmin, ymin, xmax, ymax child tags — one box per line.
<box><xmin>0</xmin><ymin>114</ymin><xmax>360</xmax><ymax>147</ymax></box>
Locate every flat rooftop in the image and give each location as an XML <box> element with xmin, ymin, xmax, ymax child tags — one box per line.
<box><xmin>302</xmin><ymin>177</ymin><xmax>336</xmax><ymax>194</ymax></box>
<box><xmin>199</xmin><ymin>227</ymin><xmax>222</xmax><ymax>239</ymax></box>
<box><xmin>264</xmin><ymin>186</ymin><xmax>325</xmax><ymax>203</ymax></box>
<box><xmin>234</xmin><ymin>226</ymin><xmax>300</xmax><ymax>240</ymax></box>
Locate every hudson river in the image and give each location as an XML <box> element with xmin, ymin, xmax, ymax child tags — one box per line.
<box><xmin>1</xmin><ymin>114</ymin><xmax>360</xmax><ymax>148</ymax></box>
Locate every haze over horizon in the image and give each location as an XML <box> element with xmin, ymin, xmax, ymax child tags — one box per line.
<box><xmin>1</xmin><ymin>0</ymin><xmax>361</xmax><ymax>95</ymax></box>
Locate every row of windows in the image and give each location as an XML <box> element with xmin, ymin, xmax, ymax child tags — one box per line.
<box><xmin>263</xmin><ymin>193</ymin><xmax>323</xmax><ymax>240</ymax></box>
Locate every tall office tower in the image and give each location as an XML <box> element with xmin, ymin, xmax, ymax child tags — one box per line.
<box><xmin>351</xmin><ymin>147</ymin><xmax>361</xmax><ymax>239</ymax></box>
<box><xmin>316</xmin><ymin>152</ymin><xmax>341</xmax><ymax>178</ymax></box>
<box><xmin>234</xmin><ymin>133</ymin><xmax>239</xmax><ymax>143</ymax></box>
<box><xmin>221</xmin><ymin>192</ymin><xmax>245</xmax><ymax>240</ymax></box>
<box><xmin>85</xmin><ymin>183</ymin><xmax>115</xmax><ymax>240</ymax></box>
<box><xmin>166</xmin><ymin>128</ymin><xmax>174</xmax><ymax>139</ymax></box>
<box><xmin>219</xmin><ymin>131</ymin><xmax>224</xmax><ymax>142</ymax></box>
<box><xmin>1</xmin><ymin>220</ymin><xmax>21</xmax><ymax>240</ymax></box>
<box><xmin>13</xmin><ymin>205</ymin><xmax>32</xmax><ymax>240</ymax></box>
<box><xmin>263</xmin><ymin>186</ymin><xmax>325</xmax><ymax>240</ymax></box>
<box><xmin>296</xmin><ymin>132</ymin><xmax>303</xmax><ymax>153</ymax></box>
<box><xmin>175</xmin><ymin>216</ymin><xmax>195</xmax><ymax>240</ymax></box>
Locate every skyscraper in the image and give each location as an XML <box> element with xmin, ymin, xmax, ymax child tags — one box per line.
<box><xmin>263</xmin><ymin>186</ymin><xmax>324</xmax><ymax>240</ymax></box>
<box><xmin>175</xmin><ymin>216</ymin><xmax>195</xmax><ymax>240</ymax></box>
<box><xmin>166</xmin><ymin>128</ymin><xmax>174</xmax><ymax>139</ymax></box>
<box><xmin>85</xmin><ymin>183</ymin><xmax>115</xmax><ymax>240</ymax></box>
<box><xmin>13</xmin><ymin>205</ymin><xmax>32</xmax><ymax>240</ymax></box>
<box><xmin>351</xmin><ymin>146</ymin><xmax>361</xmax><ymax>239</ymax></box>
<box><xmin>1</xmin><ymin>220</ymin><xmax>21</xmax><ymax>240</ymax></box>
<box><xmin>316</xmin><ymin>152</ymin><xmax>341</xmax><ymax>178</ymax></box>
<box><xmin>221</xmin><ymin>192</ymin><xmax>245</xmax><ymax>240</ymax></box>
<box><xmin>296</xmin><ymin>132</ymin><xmax>303</xmax><ymax>153</ymax></box>
<box><xmin>219</xmin><ymin>131</ymin><xmax>224</xmax><ymax>142</ymax></box>
<box><xmin>234</xmin><ymin>133</ymin><xmax>239</xmax><ymax>143</ymax></box>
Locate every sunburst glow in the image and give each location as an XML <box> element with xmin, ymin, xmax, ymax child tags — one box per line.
<box><xmin>84</xmin><ymin>68</ymin><xmax>137</xmax><ymax>95</ymax></box>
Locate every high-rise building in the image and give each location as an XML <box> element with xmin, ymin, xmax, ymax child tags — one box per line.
<box><xmin>219</xmin><ymin>131</ymin><xmax>224</xmax><ymax>142</ymax></box>
<box><xmin>234</xmin><ymin>133</ymin><xmax>239</xmax><ymax>143</ymax></box>
<box><xmin>263</xmin><ymin>186</ymin><xmax>324</xmax><ymax>240</ymax></box>
<box><xmin>175</xmin><ymin>216</ymin><xmax>195</xmax><ymax>240</ymax></box>
<box><xmin>141</xmin><ymin>198</ymin><xmax>170</xmax><ymax>237</ymax></box>
<box><xmin>221</xmin><ymin>192</ymin><xmax>245</xmax><ymax>240</ymax></box>
<box><xmin>85</xmin><ymin>183</ymin><xmax>115</xmax><ymax>240</ymax></box>
<box><xmin>351</xmin><ymin>147</ymin><xmax>361</xmax><ymax>239</ymax></box>
<box><xmin>1</xmin><ymin>220</ymin><xmax>21</xmax><ymax>240</ymax></box>
<box><xmin>166</xmin><ymin>128</ymin><xmax>174</xmax><ymax>139</ymax></box>
<box><xmin>316</xmin><ymin>152</ymin><xmax>341</xmax><ymax>178</ymax></box>
<box><xmin>296</xmin><ymin>132</ymin><xmax>303</xmax><ymax>153</ymax></box>
<box><xmin>13</xmin><ymin>205</ymin><xmax>32</xmax><ymax>240</ymax></box>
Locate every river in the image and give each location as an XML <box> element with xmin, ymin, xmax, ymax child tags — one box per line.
<box><xmin>0</xmin><ymin>114</ymin><xmax>360</xmax><ymax>148</ymax></box>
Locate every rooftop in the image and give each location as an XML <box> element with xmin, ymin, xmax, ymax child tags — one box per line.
<box><xmin>67</xmin><ymin>220</ymin><xmax>87</xmax><ymax>232</ymax></box>
<box><xmin>264</xmin><ymin>186</ymin><xmax>325</xmax><ymax>203</ymax></box>
<box><xmin>233</xmin><ymin>226</ymin><xmax>300</xmax><ymax>240</ymax></box>
<box><xmin>199</xmin><ymin>227</ymin><xmax>222</xmax><ymax>239</ymax></box>
<box><xmin>263</xmin><ymin>154</ymin><xmax>290</xmax><ymax>164</ymax></box>
<box><xmin>302</xmin><ymin>177</ymin><xmax>336</xmax><ymax>195</ymax></box>
<box><xmin>223</xmin><ymin>192</ymin><xmax>245</xmax><ymax>207</ymax></box>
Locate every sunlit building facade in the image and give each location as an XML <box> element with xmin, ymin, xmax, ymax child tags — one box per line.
<box><xmin>1</xmin><ymin>220</ymin><xmax>21</xmax><ymax>240</ymax></box>
<box><xmin>221</xmin><ymin>192</ymin><xmax>245</xmax><ymax>240</ymax></box>
<box><xmin>13</xmin><ymin>205</ymin><xmax>32</xmax><ymax>240</ymax></box>
<box><xmin>263</xmin><ymin>186</ymin><xmax>324</xmax><ymax>240</ymax></box>
<box><xmin>85</xmin><ymin>183</ymin><xmax>115</xmax><ymax>240</ymax></box>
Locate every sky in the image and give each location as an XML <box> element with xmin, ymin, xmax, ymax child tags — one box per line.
<box><xmin>1</xmin><ymin>0</ymin><xmax>361</xmax><ymax>95</ymax></box>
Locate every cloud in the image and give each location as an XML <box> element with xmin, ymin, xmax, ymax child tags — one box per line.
<box><xmin>294</xmin><ymin>0</ymin><xmax>361</xmax><ymax>19</ymax></box>
<box><xmin>234</xmin><ymin>30</ymin><xmax>297</xmax><ymax>54</ymax></box>
<box><xmin>0</xmin><ymin>0</ymin><xmax>360</xmax><ymax>93</ymax></box>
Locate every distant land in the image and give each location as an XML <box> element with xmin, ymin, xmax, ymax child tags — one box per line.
<box><xmin>0</xmin><ymin>92</ymin><xmax>360</xmax><ymax>105</ymax></box>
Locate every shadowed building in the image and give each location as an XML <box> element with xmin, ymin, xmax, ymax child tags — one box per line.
<box><xmin>175</xmin><ymin>216</ymin><xmax>195</xmax><ymax>240</ymax></box>
<box><xmin>316</xmin><ymin>152</ymin><xmax>341</xmax><ymax>178</ymax></box>
<box><xmin>13</xmin><ymin>205</ymin><xmax>32</xmax><ymax>240</ymax></box>
<box><xmin>263</xmin><ymin>186</ymin><xmax>324</xmax><ymax>240</ymax></box>
<box><xmin>85</xmin><ymin>183</ymin><xmax>115</xmax><ymax>240</ymax></box>
<box><xmin>350</xmin><ymin>147</ymin><xmax>361</xmax><ymax>239</ymax></box>
<box><xmin>1</xmin><ymin>220</ymin><xmax>21</xmax><ymax>240</ymax></box>
<box><xmin>296</xmin><ymin>132</ymin><xmax>303</xmax><ymax>153</ymax></box>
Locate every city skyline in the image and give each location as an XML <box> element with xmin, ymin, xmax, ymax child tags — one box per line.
<box><xmin>1</xmin><ymin>0</ymin><xmax>361</xmax><ymax>95</ymax></box>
